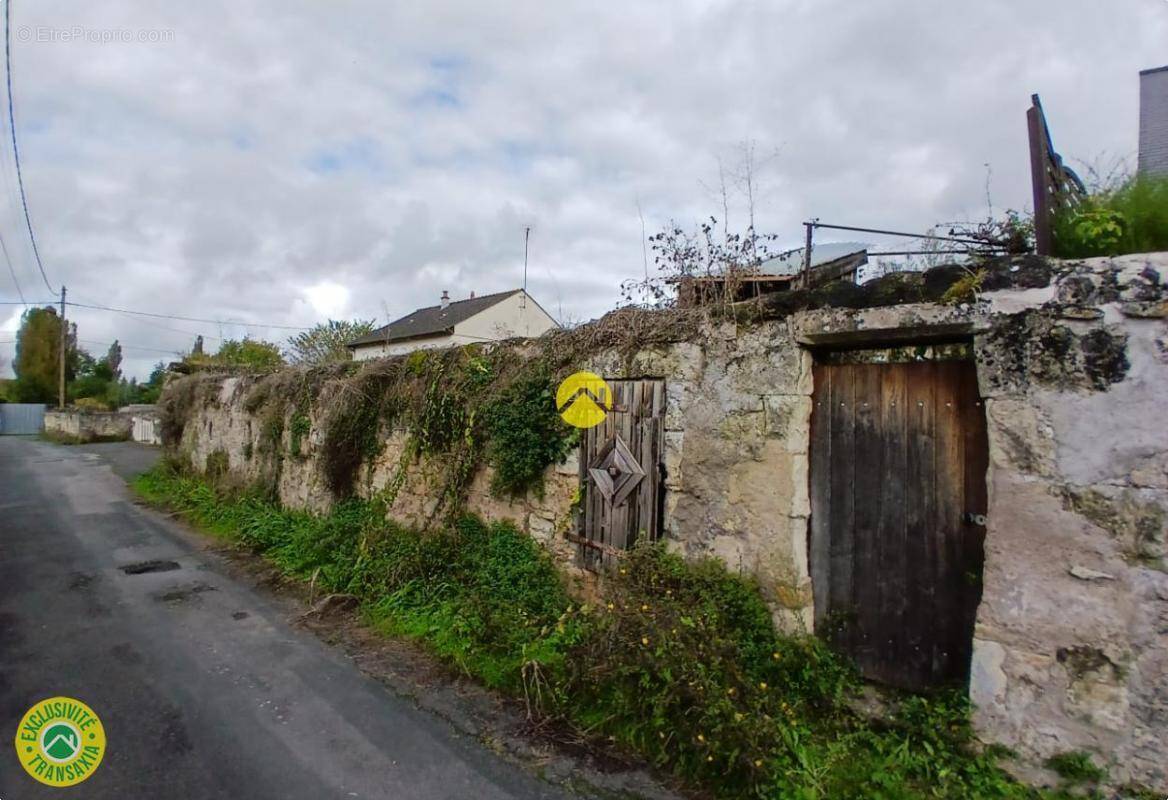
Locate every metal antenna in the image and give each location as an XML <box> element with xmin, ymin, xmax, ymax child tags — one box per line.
<box><xmin>522</xmin><ymin>226</ymin><xmax>530</xmax><ymax>308</ymax></box>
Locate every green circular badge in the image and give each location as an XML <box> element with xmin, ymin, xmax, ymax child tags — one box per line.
<box><xmin>14</xmin><ymin>697</ymin><xmax>106</xmax><ymax>787</ymax></box>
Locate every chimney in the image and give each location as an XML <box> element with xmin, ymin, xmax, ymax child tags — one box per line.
<box><xmin>1139</xmin><ymin>65</ymin><xmax>1168</xmax><ymax>178</ymax></box>
<box><xmin>440</xmin><ymin>290</ymin><xmax>450</xmax><ymax>309</ymax></box>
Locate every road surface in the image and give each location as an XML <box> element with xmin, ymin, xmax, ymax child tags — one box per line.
<box><xmin>0</xmin><ymin>436</ymin><xmax>572</xmax><ymax>799</ymax></box>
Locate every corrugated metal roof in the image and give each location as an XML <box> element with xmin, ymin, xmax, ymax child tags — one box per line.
<box><xmin>348</xmin><ymin>289</ymin><xmax>522</xmax><ymax>347</ymax></box>
<box><xmin>759</xmin><ymin>242</ymin><xmax>869</xmax><ymax>275</ymax></box>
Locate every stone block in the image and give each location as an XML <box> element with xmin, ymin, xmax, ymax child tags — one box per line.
<box><xmin>663</xmin><ymin>431</ymin><xmax>684</xmax><ymax>488</ymax></box>
<box><xmin>970</xmin><ymin>638</ymin><xmax>1008</xmax><ymax>707</ymax></box>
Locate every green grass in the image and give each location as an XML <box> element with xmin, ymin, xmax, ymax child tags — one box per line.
<box><xmin>1052</xmin><ymin>174</ymin><xmax>1168</xmax><ymax>258</ymax></box>
<box><xmin>134</xmin><ymin>463</ymin><xmax>1076</xmax><ymax>799</ymax></box>
<box><xmin>1044</xmin><ymin>751</ymin><xmax>1105</xmax><ymax>785</ymax></box>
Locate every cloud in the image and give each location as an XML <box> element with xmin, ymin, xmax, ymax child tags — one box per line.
<box><xmin>0</xmin><ymin>0</ymin><xmax>1165</xmax><ymax>379</ymax></box>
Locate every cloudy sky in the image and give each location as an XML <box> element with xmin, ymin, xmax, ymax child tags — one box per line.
<box><xmin>0</xmin><ymin>0</ymin><xmax>1165</xmax><ymax>380</ymax></box>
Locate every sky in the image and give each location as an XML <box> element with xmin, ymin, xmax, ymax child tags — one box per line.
<box><xmin>0</xmin><ymin>1</ymin><xmax>1165</xmax><ymax>381</ymax></box>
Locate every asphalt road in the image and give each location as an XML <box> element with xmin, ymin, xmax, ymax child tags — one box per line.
<box><xmin>0</xmin><ymin>436</ymin><xmax>571</xmax><ymax>799</ymax></box>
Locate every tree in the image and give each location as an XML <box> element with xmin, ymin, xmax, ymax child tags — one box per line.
<box><xmin>285</xmin><ymin>319</ymin><xmax>375</xmax><ymax>366</ymax></box>
<box><xmin>13</xmin><ymin>306</ymin><xmax>78</xmax><ymax>403</ymax></box>
<box><xmin>106</xmin><ymin>341</ymin><xmax>122</xmax><ymax>380</ymax></box>
<box><xmin>193</xmin><ymin>338</ymin><xmax>285</xmax><ymax>370</ymax></box>
<box><xmin>69</xmin><ymin>354</ymin><xmax>113</xmax><ymax>405</ymax></box>
<box><xmin>135</xmin><ymin>362</ymin><xmax>168</xmax><ymax>404</ymax></box>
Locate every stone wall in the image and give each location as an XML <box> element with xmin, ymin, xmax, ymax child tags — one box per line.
<box><xmin>968</xmin><ymin>256</ymin><xmax>1167</xmax><ymax>790</ymax></box>
<box><xmin>166</xmin><ymin>253</ymin><xmax>1167</xmax><ymax>791</ymax></box>
<box><xmin>45</xmin><ymin>409</ymin><xmax>134</xmax><ymax>442</ymax></box>
<box><xmin>176</xmin><ymin>318</ymin><xmax>815</xmax><ymax>622</ymax></box>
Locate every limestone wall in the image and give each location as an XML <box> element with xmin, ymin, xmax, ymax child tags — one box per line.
<box><xmin>166</xmin><ymin>252</ymin><xmax>1168</xmax><ymax>790</ymax></box>
<box><xmin>968</xmin><ymin>257</ymin><xmax>1167</xmax><ymax>789</ymax></box>
<box><xmin>175</xmin><ymin>318</ymin><xmax>815</xmax><ymax>621</ymax></box>
<box><xmin>45</xmin><ymin>409</ymin><xmax>134</xmax><ymax>442</ymax></box>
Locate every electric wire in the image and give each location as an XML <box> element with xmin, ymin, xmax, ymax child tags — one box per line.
<box><xmin>4</xmin><ymin>0</ymin><xmax>54</xmax><ymax>295</ymax></box>
<box><xmin>0</xmin><ymin>224</ymin><xmax>23</xmax><ymax>305</ymax></box>
<box><xmin>64</xmin><ymin>300</ymin><xmax>311</xmax><ymax>330</ymax></box>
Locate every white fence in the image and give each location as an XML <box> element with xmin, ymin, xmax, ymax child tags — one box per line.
<box><xmin>131</xmin><ymin>415</ymin><xmax>161</xmax><ymax>446</ymax></box>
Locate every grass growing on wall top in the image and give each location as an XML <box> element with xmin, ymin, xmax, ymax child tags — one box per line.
<box><xmin>130</xmin><ymin>462</ymin><xmax>1104</xmax><ymax>800</ymax></box>
<box><xmin>1052</xmin><ymin>174</ymin><xmax>1168</xmax><ymax>258</ymax></box>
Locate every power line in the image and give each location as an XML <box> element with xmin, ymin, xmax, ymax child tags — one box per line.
<box><xmin>0</xmin><ymin>336</ymin><xmax>184</xmax><ymax>355</ymax></box>
<box><xmin>64</xmin><ymin>300</ymin><xmax>311</xmax><ymax>330</ymax></box>
<box><xmin>4</xmin><ymin>0</ymin><xmax>53</xmax><ymax>295</ymax></box>
<box><xmin>0</xmin><ymin>224</ymin><xmax>23</xmax><ymax>305</ymax></box>
<box><xmin>75</xmin><ymin>337</ymin><xmax>183</xmax><ymax>355</ymax></box>
<box><xmin>67</xmin><ymin>292</ymin><xmax>221</xmax><ymax>341</ymax></box>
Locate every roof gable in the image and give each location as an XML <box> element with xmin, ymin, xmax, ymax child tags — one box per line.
<box><xmin>348</xmin><ymin>289</ymin><xmax>522</xmax><ymax>347</ymax></box>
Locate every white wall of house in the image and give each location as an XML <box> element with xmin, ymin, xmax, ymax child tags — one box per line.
<box><xmin>351</xmin><ymin>291</ymin><xmax>559</xmax><ymax>361</ymax></box>
<box><xmin>452</xmin><ymin>291</ymin><xmax>558</xmax><ymax>343</ymax></box>
<box><xmin>352</xmin><ymin>334</ymin><xmax>453</xmax><ymax>361</ymax></box>
<box><xmin>1139</xmin><ymin>66</ymin><xmax>1168</xmax><ymax>177</ymax></box>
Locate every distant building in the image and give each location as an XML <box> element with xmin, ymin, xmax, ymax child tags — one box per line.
<box><xmin>672</xmin><ymin>243</ymin><xmax>868</xmax><ymax>308</ymax></box>
<box><xmin>347</xmin><ymin>289</ymin><xmax>559</xmax><ymax>360</ymax></box>
<box><xmin>1139</xmin><ymin>65</ymin><xmax>1168</xmax><ymax>177</ymax></box>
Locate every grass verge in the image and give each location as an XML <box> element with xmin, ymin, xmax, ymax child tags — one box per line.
<box><xmin>133</xmin><ymin>463</ymin><xmax>1105</xmax><ymax>799</ymax></box>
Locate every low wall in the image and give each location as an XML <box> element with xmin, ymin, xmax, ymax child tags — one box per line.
<box><xmin>44</xmin><ymin>409</ymin><xmax>133</xmax><ymax>442</ymax></box>
<box><xmin>162</xmin><ymin>253</ymin><xmax>1167</xmax><ymax>790</ymax></box>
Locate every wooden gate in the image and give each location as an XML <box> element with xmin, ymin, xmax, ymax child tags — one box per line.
<box><xmin>575</xmin><ymin>379</ymin><xmax>665</xmax><ymax>569</ymax></box>
<box><xmin>809</xmin><ymin>357</ymin><xmax>988</xmax><ymax>690</ymax></box>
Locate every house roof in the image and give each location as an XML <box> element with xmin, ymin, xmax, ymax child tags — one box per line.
<box><xmin>758</xmin><ymin>242</ymin><xmax>869</xmax><ymax>275</ymax></box>
<box><xmin>347</xmin><ymin>289</ymin><xmax>523</xmax><ymax>348</ymax></box>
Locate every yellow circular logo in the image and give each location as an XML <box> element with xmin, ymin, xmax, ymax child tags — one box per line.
<box><xmin>556</xmin><ymin>371</ymin><xmax>611</xmax><ymax>429</ymax></box>
<box><xmin>14</xmin><ymin>697</ymin><xmax>106</xmax><ymax>787</ymax></box>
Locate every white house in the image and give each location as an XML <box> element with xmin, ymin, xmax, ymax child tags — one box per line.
<box><xmin>1139</xmin><ymin>65</ymin><xmax>1168</xmax><ymax>177</ymax></box>
<box><xmin>348</xmin><ymin>289</ymin><xmax>560</xmax><ymax>360</ymax></box>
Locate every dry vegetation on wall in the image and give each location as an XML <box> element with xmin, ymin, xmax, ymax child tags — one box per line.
<box><xmin>158</xmin><ymin>256</ymin><xmax>1053</xmax><ymax>521</ymax></box>
<box><xmin>158</xmin><ymin>306</ymin><xmax>705</xmax><ymax>519</ymax></box>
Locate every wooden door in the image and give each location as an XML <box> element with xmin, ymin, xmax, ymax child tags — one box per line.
<box><xmin>809</xmin><ymin>358</ymin><xmax>988</xmax><ymax>690</ymax></box>
<box><xmin>576</xmin><ymin>379</ymin><xmax>665</xmax><ymax>570</ymax></box>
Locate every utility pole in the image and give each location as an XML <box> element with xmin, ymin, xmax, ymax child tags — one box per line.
<box><xmin>58</xmin><ymin>285</ymin><xmax>66</xmax><ymax>409</ymax></box>
<box><xmin>800</xmin><ymin>221</ymin><xmax>815</xmax><ymax>289</ymax></box>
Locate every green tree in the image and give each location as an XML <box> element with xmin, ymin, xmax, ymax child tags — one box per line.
<box><xmin>13</xmin><ymin>306</ymin><xmax>78</xmax><ymax>403</ymax></box>
<box><xmin>198</xmin><ymin>338</ymin><xmax>285</xmax><ymax>370</ymax></box>
<box><xmin>106</xmin><ymin>340</ymin><xmax>122</xmax><ymax>379</ymax></box>
<box><xmin>285</xmin><ymin>319</ymin><xmax>375</xmax><ymax>366</ymax></box>
<box><xmin>135</xmin><ymin>362</ymin><xmax>168</xmax><ymax>404</ymax></box>
<box><xmin>69</xmin><ymin>355</ymin><xmax>113</xmax><ymax>406</ymax></box>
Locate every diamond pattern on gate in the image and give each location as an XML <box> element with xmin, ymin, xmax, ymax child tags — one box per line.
<box><xmin>588</xmin><ymin>434</ymin><xmax>645</xmax><ymax>507</ymax></box>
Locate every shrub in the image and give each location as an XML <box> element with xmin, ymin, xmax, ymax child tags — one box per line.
<box><xmin>134</xmin><ymin>466</ymin><xmax>1045</xmax><ymax>800</ymax></box>
<box><xmin>1053</xmin><ymin>174</ymin><xmax>1168</xmax><ymax>258</ymax></box>
<box><xmin>484</xmin><ymin>371</ymin><xmax>577</xmax><ymax>498</ymax></box>
<box><xmin>1044</xmin><ymin>750</ymin><xmax>1105</xmax><ymax>785</ymax></box>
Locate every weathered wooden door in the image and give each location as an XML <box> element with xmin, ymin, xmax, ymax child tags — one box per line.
<box><xmin>809</xmin><ymin>357</ymin><xmax>988</xmax><ymax>690</ymax></box>
<box><xmin>576</xmin><ymin>379</ymin><xmax>665</xmax><ymax>569</ymax></box>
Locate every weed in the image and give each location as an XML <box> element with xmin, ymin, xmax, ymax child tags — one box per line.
<box><xmin>1053</xmin><ymin>174</ymin><xmax>1168</xmax><ymax>258</ymax></box>
<box><xmin>289</xmin><ymin>412</ymin><xmax>311</xmax><ymax>457</ymax></box>
<box><xmin>484</xmin><ymin>370</ymin><xmax>577</xmax><ymax>498</ymax></box>
<box><xmin>1044</xmin><ymin>751</ymin><xmax>1105</xmax><ymax>785</ymax></box>
<box><xmin>133</xmin><ymin>465</ymin><xmax>1062</xmax><ymax>799</ymax></box>
<box><xmin>941</xmin><ymin>268</ymin><xmax>988</xmax><ymax>305</ymax></box>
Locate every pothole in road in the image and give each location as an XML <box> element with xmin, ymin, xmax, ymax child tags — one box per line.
<box><xmin>120</xmin><ymin>560</ymin><xmax>181</xmax><ymax>575</ymax></box>
<box><xmin>155</xmin><ymin>582</ymin><xmax>216</xmax><ymax>603</ymax></box>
